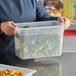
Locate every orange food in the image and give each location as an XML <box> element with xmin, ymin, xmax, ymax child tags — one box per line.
<box><xmin>0</xmin><ymin>69</ymin><xmax>23</xmax><ymax>76</ymax></box>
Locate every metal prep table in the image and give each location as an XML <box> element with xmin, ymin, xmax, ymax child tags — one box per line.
<box><xmin>16</xmin><ymin>53</ymin><xmax>76</xmax><ymax>76</ymax></box>
<box><xmin>16</xmin><ymin>35</ymin><xmax>76</xmax><ymax>76</ymax></box>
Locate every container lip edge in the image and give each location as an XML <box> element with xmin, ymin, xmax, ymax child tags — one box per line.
<box><xmin>18</xmin><ymin>25</ymin><xmax>64</xmax><ymax>30</ymax></box>
<box><xmin>16</xmin><ymin>20</ymin><xmax>58</xmax><ymax>25</ymax></box>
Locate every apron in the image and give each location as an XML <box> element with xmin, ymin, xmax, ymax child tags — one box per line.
<box><xmin>0</xmin><ymin>0</ymin><xmax>36</xmax><ymax>65</ymax></box>
<box><xmin>0</xmin><ymin>0</ymin><xmax>58</xmax><ymax>65</ymax></box>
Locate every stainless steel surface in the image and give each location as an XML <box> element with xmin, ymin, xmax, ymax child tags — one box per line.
<box><xmin>69</xmin><ymin>22</ymin><xmax>76</xmax><ymax>30</ymax></box>
<box><xmin>16</xmin><ymin>53</ymin><xmax>76</xmax><ymax>76</ymax></box>
<box><xmin>63</xmin><ymin>37</ymin><xmax>76</xmax><ymax>52</ymax></box>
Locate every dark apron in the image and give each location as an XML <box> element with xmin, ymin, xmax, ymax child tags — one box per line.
<box><xmin>0</xmin><ymin>0</ymin><xmax>36</xmax><ymax>65</ymax></box>
<box><xmin>0</xmin><ymin>0</ymin><xmax>58</xmax><ymax>65</ymax></box>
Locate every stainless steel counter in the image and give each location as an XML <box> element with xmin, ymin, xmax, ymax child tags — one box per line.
<box><xmin>16</xmin><ymin>53</ymin><xmax>76</xmax><ymax>76</ymax></box>
<box><xmin>63</xmin><ymin>37</ymin><xmax>76</xmax><ymax>52</ymax></box>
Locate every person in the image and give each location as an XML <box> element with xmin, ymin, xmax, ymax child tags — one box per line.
<box><xmin>0</xmin><ymin>0</ymin><xmax>70</xmax><ymax>65</ymax></box>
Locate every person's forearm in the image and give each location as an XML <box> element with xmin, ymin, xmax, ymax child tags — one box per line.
<box><xmin>36</xmin><ymin>0</ymin><xmax>59</xmax><ymax>21</ymax></box>
<box><xmin>0</xmin><ymin>23</ymin><xmax>7</xmax><ymax>40</ymax></box>
<box><xmin>37</xmin><ymin>15</ymin><xmax>59</xmax><ymax>21</ymax></box>
<box><xmin>0</xmin><ymin>23</ymin><xmax>3</xmax><ymax>34</ymax></box>
<box><xmin>0</xmin><ymin>23</ymin><xmax>2</xmax><ymax>34</ymax></box>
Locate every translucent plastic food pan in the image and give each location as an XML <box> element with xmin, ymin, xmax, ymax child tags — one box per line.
<box><xmin>0</xmin><ymin>64</ymin><xmax>36</xmax><ymax>76</ymax></box>
<box><xmin>14</xmin><ymin>21</ymin><xmax>64</xmax><ymax>59</ymax></box>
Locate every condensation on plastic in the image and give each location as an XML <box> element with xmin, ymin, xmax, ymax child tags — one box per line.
<box><xmin>14</xmin><ymin>21</ymin><xmax>64</xmax><ymax>59</ymax></box>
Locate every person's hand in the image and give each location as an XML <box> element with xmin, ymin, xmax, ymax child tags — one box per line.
<box><xmin>57</xmin><ymin>17</ymin><xmax>70</xmax><ymax>29</ymax></box>
<box><xmin>1</xmin><ymin>21</ymin><xmax>17</xmax><ymax>35</ymax></box>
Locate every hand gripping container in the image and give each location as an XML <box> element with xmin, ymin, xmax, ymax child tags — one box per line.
<box><xmin>14</xmin><ymin>21</ymin><xmax>64</xmax><ymax>59</ymax></box>
<box><xmin>0</xmin><ymin>64</ymin><xmax>36</xmax><ymax>76</ymax></box>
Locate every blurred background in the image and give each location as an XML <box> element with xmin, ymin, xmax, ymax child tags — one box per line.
<box><xmin>41</xmin><ymin>0</ymin><xmax>76</xmax><ymax>30</ymax></box>
<box><xmin>41</xmin><ymin>0</ymin><xmax>76</xmax><ymax>53</ymax></box>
